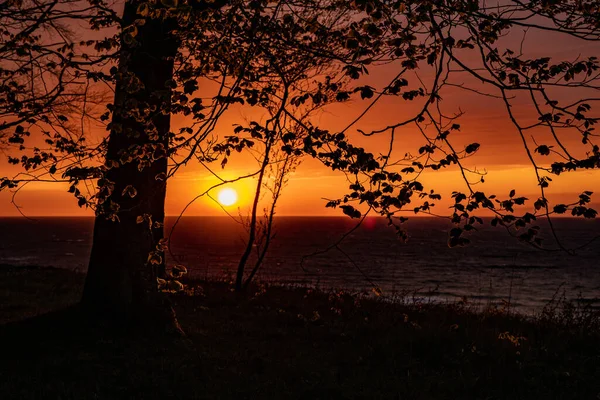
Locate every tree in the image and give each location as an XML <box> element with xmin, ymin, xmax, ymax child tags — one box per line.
<box><xmin>80</xmin><ymin>0</ymin><xmax>183</xmax><ymax>329</ymax></box>
<box><xmin>1</xmin><ymin>0</ymin><xmax>598</xmax><ymax>330</ymax></box>
<box><xmin>82</xmin><ymin>0</ymin><xmax>347</xmax><ymax>327</ymax></box>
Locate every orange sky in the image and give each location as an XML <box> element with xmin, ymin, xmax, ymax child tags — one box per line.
<box><xmin>2</xmin><ymin>93</ymin><xmax>598</xmax><ymax>217</ymax></box>
<box><xmin>1</xmin><ymin>17</ymin><xmax>599</xmax><ymax>217</ymax></box>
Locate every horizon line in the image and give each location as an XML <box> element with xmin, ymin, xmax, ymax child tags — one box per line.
<box><xmin>0</xmin><ymin>214</ymin><xmax>594</xmax><ymax>219</ymax></box>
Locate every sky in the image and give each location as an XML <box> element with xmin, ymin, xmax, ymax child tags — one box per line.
<box><xmin>1</xmin><ymin>9</ymin><xmax>599</xmax><ymax>217</ymax></box>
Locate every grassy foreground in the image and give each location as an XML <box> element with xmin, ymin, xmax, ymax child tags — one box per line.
<box><xmin>0</xmin><ymin>266</ymin><xmax>599</xmax><ymax>399</ymax></box>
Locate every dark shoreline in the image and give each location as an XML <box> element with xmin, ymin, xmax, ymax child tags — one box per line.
<box><xmin>1</xmin><ymin>265</ymin><xmax>599</xmax><ymax>399</ymax></box>
<box><xmin>1</xmin><ymin>262</ymin><xmax>598</xmax><ymax>316</ymax></box>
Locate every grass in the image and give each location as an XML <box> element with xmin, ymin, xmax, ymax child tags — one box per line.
<box><xmin>0</xmin><ymin>266</ymin><xmax>599</xmax><ymax>399</ymax></box>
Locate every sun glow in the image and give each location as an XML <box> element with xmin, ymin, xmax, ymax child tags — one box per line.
<box><xmin>217</xmin><ymin>188</ymin><xmax>238</xmax><ymax>207</ymax></box>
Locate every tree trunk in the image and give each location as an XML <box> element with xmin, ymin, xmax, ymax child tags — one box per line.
<box><xmin>82</xmin><ymin>1</ymin><xmax>180</xmax><ymax>332</ymax></box>
<box><xmin>235</xmin><ymin>140</ymin><xmax>272</xmax><ymax>291</ymax></box>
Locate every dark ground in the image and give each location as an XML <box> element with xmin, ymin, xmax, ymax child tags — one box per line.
<box><xmin>0</xmin><ymin>266</ymin><xmax>599</xmax><ymax>399</ymax></box>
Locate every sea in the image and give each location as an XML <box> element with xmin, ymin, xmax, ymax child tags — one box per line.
<box><xmin>1</xmin><ymin>216</ymin><xmax>599</xmax><ymax>314</ymax></box>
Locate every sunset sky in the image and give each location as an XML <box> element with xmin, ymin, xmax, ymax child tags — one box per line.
<box><xmin>1</xmin><ymin>15</ymin><xmax>599</xmax><ymax>218</ymax></box>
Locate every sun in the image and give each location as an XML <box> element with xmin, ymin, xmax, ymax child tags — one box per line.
<box><xmin>217</xmin><ymin>188</ymin><xmax>238</xmax><ymax>207</ymax></box>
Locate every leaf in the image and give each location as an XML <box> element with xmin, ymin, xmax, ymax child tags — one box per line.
<box><xmin>336</xmin><ymin>91</ymin><xmax>350</xmax><ymax>101</ymax></box>
<box><xmin>167</xmin><ymin>280</ymin><xmax>184</xmax><ymax>292</ymax></box>
<box><xmin>124</xmin><ymin>25</ymin><xmax>138</xmax><ymax>39</ymax></box>
<box><xmin>449</xmin><ymin>227</ymin><xmax>462</xmax><ymax>238</ymax></box>
<box><xmin>136</xmin><ymin>3</ymin><xmax>149</xmax><ymax>16</ymax></box>
<box><xmin>465</xmin><ymin>143</ymin><xmax>480</xmax><ymax>154</ymax></box>
<box><xmin>553</xmin><ymin>204</ymin><xmax>568</xmax><ymax>214</ymax></box>
<box><xmin>513</xmin><ymin>197</ymin><xmax>527</xmax><ymax>205</ymax></box>
<box><xmin>183</xmin><ymin>80</ymin><xmax>198</xmax><ymax>94</ymax></box>
<box><xmin>122</xmin><ymin>185</ymin><xmax>137</xmax><ymax>198</ymax></box>
<box><xmin>147</xmin><ymin>252</ymin><xmax>162</xmax><ymax>265</ymax></box>
<box><xmin>359</xmin><ymin>86</ymin><xmax>374</xmax><ymax>99</ymax></box>
<box><xmin>453</xmin><ymin>192</ymin><xmax>467</xmax><ymax>203</ymax></box>
<box><xmin>340</xmin><ymin>205</ymin><xmax>361</xmax><ymax>218</ymax></box>
<box><xmin>448</xmin><ymin>227</ymin><xmax>470</xmax><ymax>248</ymax></box>
<box><xmin>534</xmin><ymin>198</ymin><xmax>547</xmax><ymax>211</ymax></box>
<box><xmin>157</xmin><ymin>238</ymin><xmax>169</xmax><ymax>251</ymax></box>
<box><xmin>172</xmin><ymin>264</ymin><xmax>188</xmax><ymax>278</ymax></box>
<box><xmin>535</xmin><ymin>145</ymin><xmax>551</xmax><ymax>156</ymax></box>
<box><xmin>157</xmin><ymin>278</ymin><xmax>167</xmax><ymax>289</ymax></box>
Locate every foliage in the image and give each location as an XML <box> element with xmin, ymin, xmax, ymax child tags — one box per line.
<box><xmin>0</xmin><ymin>0</ymin><xmax>116</xmax><ymax>181</ymax></box>
<box><xmin>0</xmin><ymin>0</ymin><xmax>599</xmax><ymax>296</ymax></box>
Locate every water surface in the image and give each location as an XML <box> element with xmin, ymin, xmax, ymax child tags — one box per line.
<box><xmin>1</xmin><ymin>216</ymin><xmax>598</xmax><ymax>313</ymax></box>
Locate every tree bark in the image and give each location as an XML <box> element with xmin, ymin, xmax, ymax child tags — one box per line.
<box><xmin>82</xmin><ymin>1</ymin><xmax>180</xmax><ymax>332</ymax></box>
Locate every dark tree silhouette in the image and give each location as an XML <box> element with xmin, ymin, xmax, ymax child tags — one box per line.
<box><xmin>80</xmin><ymin>0</ymin><xmax>182</xmax><ymax>329</ymax></box>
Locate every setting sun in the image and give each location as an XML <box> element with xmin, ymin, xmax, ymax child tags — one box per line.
<box><xmin>217</xmin><ymin>188</ymin><xmax>238</xmax><ymax>207</ymax></box>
